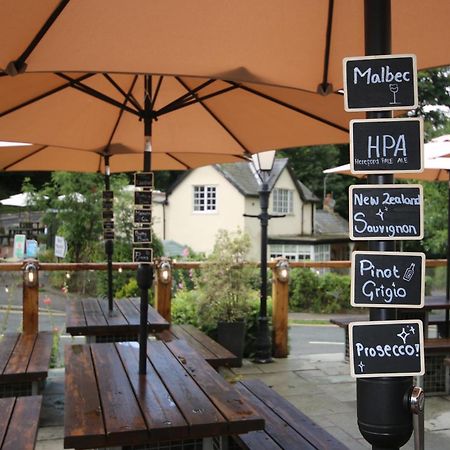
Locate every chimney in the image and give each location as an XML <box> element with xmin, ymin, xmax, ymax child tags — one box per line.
<box><xmin>323</xmin><ymin>192</ymin><xmax>336</xmax><ymax>212</ymax></box>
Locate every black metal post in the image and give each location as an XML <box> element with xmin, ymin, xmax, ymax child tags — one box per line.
<box><xmin>138</xmin><ymin>75</ymin><xmax>154</xmax><ymax>374</ymax></box>
<box><xmin>446</xmin><ymin>172</ymin><xmax>450</xmax><ymax>337</ymax></box>
<box><xmin>356</xmin><ymin>2</ymin><xmax>413</xmax><ymax>448</ymax></box>
<box><xmin>253</xmin><ymin>181</ymin><xmax>273</xmax><ymax>364</ymax></box>
<box><xmin>104</xmin><ymin>154</ymin><xmax>114</xmax><ymax>313</ymax></box>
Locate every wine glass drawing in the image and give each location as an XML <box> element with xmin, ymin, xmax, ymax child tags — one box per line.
<box><xmin>389</xmin><ymin>83</ymin><xmax>399</xmax><ymax>105</ymax></box>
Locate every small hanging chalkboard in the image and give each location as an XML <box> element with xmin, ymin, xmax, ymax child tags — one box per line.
<box><xmin>103</xmin><ymin>230</ymin><xmax>114</xmax><ymax>240</ymax></box>
<box><xmin>103</xmin><ymin>200</ymin><xmax>113</xmax><ymax>210</ymax></box>
<box><xmin>102</xmin><ymin>210</ymin><xmax>114</xmax><ymax>220</ymax></box>
<box><xmin>349</xmin><ymin>184</ymin><xmax>423</xmax><ymax>240</ymax></box>
<box><xmin>103</xmin><ymin>221</ymin><xmax>114</xmax><ymax>230</ymax></box>
<box><xmin>343</xmin><ymin>54</ymin><xmax>417</xmax><ymax>111</ymax></box>
<box><xmin>349</xmin><ymin>320</ymin><xmax>424</xmax><ymax>378</ymax></box>
<box><xmin>133</xmin><ymin>247</ymin><xmax>153</xmax><ymax>264</ymax></box>
<box><xmin>134</xmin><ymin>190</ymin><xmax>152</xmax><ymax>206</ymax></box>
<box><xmin>133</xmin><ymin>228</ymin><xmax>152</xmax><ymax>244</ymax></box>
<box><xmin>103</xmin><ymin>190</ymin><xmax>114</xmax><ymax>200</ymax></box>
<box><xmin>134</xmin><ymin>209</ymin><xmax>152</xmax><ymax>224</ymax></box>
<box><xmin>351</xmin><ymin>251</ymin><xmax>425</xmax><ymax>308</ymax></box>
<box><xmin>134</xmin><ymin>172</ymin><xmax>154</xmax><ymax>189</ymax></box>
<box><xmin>350</xmin><ymin>118</ymin><xmax>423</xmax><ymax>173</ymax></box>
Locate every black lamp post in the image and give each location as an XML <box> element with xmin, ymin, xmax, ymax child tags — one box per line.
<box><xmin>249</xmin><ymin>150</ymin><xmax>277</xmax><ymax>363</ymax></box>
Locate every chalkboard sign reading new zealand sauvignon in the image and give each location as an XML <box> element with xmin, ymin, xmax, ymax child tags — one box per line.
<box><xmin>349</xmin><ymin>320</ymin><xmax>424</xmax><ymax>378</ymax></box>
<box><xmin>349</xmin><ymin>185</ymin><xmax>423</xmax><ymax>240</ymax></box>
<box><xmin>350</xmin><ymin>118</ymin><xmax>423</xmax><ymax>173</ymax></box>
<box><xmin>351</xmin><ymin>251</ymin><xmax>425</xmax><ymax>308</ymax></box>
<box><xmin>344</xmin><ymin>54</ymin><xmax>418</xmax><ymax>111</ymax></box>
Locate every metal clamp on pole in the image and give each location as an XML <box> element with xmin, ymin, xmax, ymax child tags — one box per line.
<box><xmin>409</xmin><ymin>386</ymin><xmax>425</xmax><ymax>450</ymax></box>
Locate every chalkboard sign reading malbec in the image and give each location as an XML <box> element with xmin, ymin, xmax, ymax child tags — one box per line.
<box><xmin>349</xmin><ymin>185</ymin><xmax>423</xmax><ymax>240</ymax></box>
<box><xmin>350</xmin><ymin>118</ymin><xmax>423</xmax><ymax>173</ymax></box>
<box><xmin>351</xmin><ymin>251</ymin><xmax>425</xmax><ymax>308</ymax></box>
<box><xmin>134</xmin><ymin>209</ymin><xmax>152</xmax><ymax>224</ymax></box>
<box><xmin>349</xmin><ymin>320</ymin><xmax>424</xmax><ymax>378</ymax></box>
<box><xmin>343</xmin><ymin>54</ymin><xmax>418</xmax><ymax>111</ymax></box>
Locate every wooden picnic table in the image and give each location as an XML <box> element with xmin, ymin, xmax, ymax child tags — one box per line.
<box><xmin>64</xmin><ymin>340</ymin><xmax>264</xmax><ymax>449</ymax></box>
<box><xmin>0</xmin><ymin>332</ymin><xmax>53</xmax><ymax>396</ymax></box>
<box><xmin>66</xmin><ymin>297</ymin><xmax>169</xmax><ymax>340</ymax></box>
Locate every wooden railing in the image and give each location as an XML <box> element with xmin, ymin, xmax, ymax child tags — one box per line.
<box><xmin>2</xmin><ymin>259</ymin><xmax>446</xmax><ymax>357</ymax></box>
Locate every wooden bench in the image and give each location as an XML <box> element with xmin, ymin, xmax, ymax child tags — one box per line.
<box><xmin>420</xmin><ymin>338</ymin><xmax>450</xmax><ymax>395</ymax></box>
<box><xmin>0</xmin><ymin>332</ymin><xmax>53</xmax><ymax>397</ymax></box>
<box><xmin>329</xmin><ymin>316</ymin><xmax>367</xmax><ymax>361</ymax></box>
<box><xmin>155</xmin><ymin>324</ymin><xmax>240</xmax><ymax>368</ymax></box>
<box><xmin>233</xmin><ymin>379</ymin><xmax>349</xmax><ymax>449</ymax></box>
<box><xmin>0</xmin><ymin>395</ymin><xmax>42</xmax><ymax>449</ymax></box>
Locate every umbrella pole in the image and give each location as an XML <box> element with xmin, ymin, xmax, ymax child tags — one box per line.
<box><xmin>104</xmin><ymin>155</ymin><xmax>114</xmax><ymax>313</ymax></box>
<box><xmin>138</xmin><ymin>75</ymin><xmax>154</xmax><ymax>374</ymax></box>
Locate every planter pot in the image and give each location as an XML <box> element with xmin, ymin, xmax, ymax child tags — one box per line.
<box><xmin>217</xmin><ymin>320</ymin><xmax>246</xmax><ymax>367</ymax></box>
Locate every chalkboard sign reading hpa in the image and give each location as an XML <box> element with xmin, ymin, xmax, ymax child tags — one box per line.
<box><xmin>133</xmin><ymin>228</ymin><xmax>152</xmax><ymax>244</ymax></box>
<box><xmin>350</xmin><ymin>118</ymin><xmax>423</xmax><ymax>173</ymax></box>
<box><xmin>134</xmin><ymin>172</ymin><xmax>154</xmax><ymax>189</ymax></box>
<box><xmin>344</xmin><ymin>54</ymin><xmax>418</xmax><ymax>111</ymax></box>
<box><xmin>133</xmin><ymin>248</ymin><xmax>153</xmax><ymax>264</ymax></box>
<box><xmin>349</xmin><ymin>320</ymin><xmax>424</xmax><ymax>378</ymax></box>
<box><xmin>349</xmin><ymin>185</ymin><xmax>423</xmax><ymax>240</ymax></box>
<box><xmin>351</xmin><ymin>251</ymin><xmax>425</xmax><ymax>308</ymax></box>
<box><xmin>134</xmin><ymin>190</ymin><xmax>152</xmax><ymax>207</ymax></box>
<box><xmin>134</xmin><ymin>209</ymin><xmax>152</xmax><ymax>224</ymax></box>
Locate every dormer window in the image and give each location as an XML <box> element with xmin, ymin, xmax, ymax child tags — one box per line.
<box><xmin>193</xmin><ymin>185</ymin><xmax>217</xmax><ymax>213</ymax></box>
<box><xmin>273</xmin><ymin>188</ymin><xmax>293</xmax><ymax>214</ymax></box>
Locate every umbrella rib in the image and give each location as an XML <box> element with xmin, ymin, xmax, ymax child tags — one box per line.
<box><xmin>1</xmin><ymin>145</ymin><xmax>48</xmax><ymax>170</ymax></box>
<box><xmin>55</xmin><ymin>73</ymin><xmax>141</xmax><ymax>117</ymax></box>
<box><xmin>319</xmin><ymin>0</ymin><xmax>335</xmax><ymax>95</ymax></box>
<box><xmin>102</xmin><ymin>74</ymin><xmax>142</xmax><ymax>112</ymax></box>
<box><xmin>226</xmin><ymin>81</ymin><xmax>349</xmax><ymax>133</ymax></box>
<box><xmin>151</xmin><ymin>76</ymin><xmax>163</xmax><ymax>111</ymax></box>
<box><xmin>166</xmin><ymin>153</ymin><xmax>191</xmax><ymax>170</ymax></box>
<box><xmin>175</xmin><ymin>77</ymin><xmax>250</xmax><ymax>153</ymax></box>
<box><xmin>0</xmin><ymin>73</ymin><xmax>95</xmax><ymax>118</ymax></box>
<box><xmin>5</xmin><ymin>0</ymin><xmax>71</xmax><ymax>75</ymax></box>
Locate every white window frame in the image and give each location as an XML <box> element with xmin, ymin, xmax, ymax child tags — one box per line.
<box><xmin>272</xmin><ymin>188</ymin><xmax>294</xmax><ymax>214</ymax></box>
<box><xmin>192</xmin><ymin>185</ymin><xmax>217</xmax><ymax>214</ymax></box>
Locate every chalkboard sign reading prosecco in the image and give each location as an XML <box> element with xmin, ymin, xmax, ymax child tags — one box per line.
<box><xmin>134</xmin><ymin>172</ymin><xmax>154</xmax><ymax>189</ymax></box>
<box><xmin>133</xmin><ymin>247</ymin><xmax>153</xmax><ymax>264</ymax></box>
<box><xmin>349</xmin><ymin>320</ymin><xmax>424</xmax><ymax>378</ymax></box>
<box><xmin>344</xmin><ymin>54</ymin><xmax>418</xmax><ymax>111</ymax></box>
<box><xmin>134</xmin><ymin>190</ymin><xmax>152</xmax><ymax>207</ymax></box>
<box><xmin>103</xmin><ymin>190</ymin><xmax>113</xmax><ymax>200</ymax></box>
<box><xmin>133</xmin><ymin>228</ymin><xmax>152</xmax><ymax>244</ymax></box>
<box><xmin>350</xmin><ymin>118</ymin><xmax>423</xmax><ymax>173</ymax></box>
<box><xmin>134</xmin><ymin>209</ymin><xmax>152</xmax><ymax>224</ymax></box>
<box><xmin>349</xmin><ymin>185</ymin><xmax>423</xmax><ymax>240</ymax></box>
<box><xmin>351</xmin><ymin>251</ymin><xmax>425</xmax><ymax>308</ymax></box>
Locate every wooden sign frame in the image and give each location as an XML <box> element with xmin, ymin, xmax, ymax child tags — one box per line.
<box><xmin>351</xmin><ymin>251</ymin><xmax>425</xmax><ymax>308</ymax></box>
<box><xmin>349</xmin><ymin>320</ymin><xmax>424</xmax><ymax>378</ymax></box>
<box><xmin>349</xmin><ymin>184</ymin><xmax>423</xmax><ymax>241</ymax></box>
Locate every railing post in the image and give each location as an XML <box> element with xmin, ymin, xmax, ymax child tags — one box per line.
<box><xmin>155</xmin><ymin>258</ymin><xmax>172</xmax><ymax>322</ymax></box>
<box><xmin>22</xmin><ymin>260</ymin><xmax>39</xmax><ymax>334</ymax></box>
<box><xmin>271</xmin><ymin>258</ymin><xmax>290</xmax><ymax>358</ymax></box>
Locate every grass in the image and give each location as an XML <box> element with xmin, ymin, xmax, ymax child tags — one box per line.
<box><xmin>288</xmin><ymin>319</ymin><xmax>330</xmax><ymax>325</ymax></box>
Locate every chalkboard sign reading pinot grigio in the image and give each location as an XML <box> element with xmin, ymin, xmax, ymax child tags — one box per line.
<box><xmin>350</xmin><ymin>118</ymin><xmax>423</xmax><ymax>174</ymax></box>
<box><xmin>351</xmin><ymin>251</ymin><xmax>425</xmax><ymax>308</ymax></box>
<box><xmin>344</xmin><ymin>54</ymin><xmax>418</xmax><ymax>111</ymax></box>
<box><xmin>349</xmin><ymin>320</ymin><xmax>424</xmax><ymax>378</ymax></box>
<box><xmin>349</xmin><ymin>185</ymin><xmax>423</xmax><ymax>240</ymax></box>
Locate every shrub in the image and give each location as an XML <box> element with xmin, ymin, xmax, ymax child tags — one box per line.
<box><xmin>171</xmin><ymin>289</ymin><xmax>200</xmax><ymax>327</ymax></box>
<box><xmin>289</xmin><ymin>268</ymin><xmax>321</xmax><ymax>310</ymax></box>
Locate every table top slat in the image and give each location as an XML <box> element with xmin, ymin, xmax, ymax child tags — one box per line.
<box><xmin>116</xmin><ymin>342</ymin><xmax>190</xmax><ymax>442</ymax></box>
<box><xmin>0</xmin><ymin>334</ymin><xmax>19</xmax><ymax>375</ymax></box>
<box><xmin>166</xmin><ymin>339</ymin><xmax>264</xmax><ymax>434</ymax></box>
<box><xmin>64</xmin><ymin>345</ymin><xmax>107</xmax><ymax>449</ymax></box>
<box><xmin>90</xmin><ymin>343</ymin><xmax>148</xmax><ymax>446</ymax></box>
<box><xmin>3</xmin><ymin>333</ymin><xmax>36</xmax><ymax>376</ymax></box>
<box><xmin>98</xmin><ymin>299</ymin><xmax>129</xmax><ymax>327</ymax></box>
<box><xmin>114</xmin><ymin>299</ymin><xmax>141</xmax><ymax>326</ymax></box>
<box><xmin>27</xmin><ymin>331</ymin><xmax>53</xmax><ymax>377</ymax></box>
<box><xmin>66</xmin><ymin>299</ymin><xmax>86</xmax><ymax>331</ymax></box>
<box><xmin>170</xmin><ymin>325</ymin><xmax>216</xmax><ymax>361</ymax></box>
<box><xmin>82</xmin><ymin>298</ymin><xmax>109</xmax><ymax>329</ymax></box>
<box><xmin>130</xmin><ymin>298</ymin><xmax>169</xmax><ymax>331</ymax></box>
<box><xmin>0</xmin><ymin>397</ymin><xmax>15</xmax><ymax>446</ymax></box>
<box><xmin>2</xmin><ymin>396</ymin><xmax>42</xmax><ymax>450</ymax></box>
<box><xmin>148</xmin><ymin>340</ymin><xmax>227</xmax><ymax>437</ymax></box>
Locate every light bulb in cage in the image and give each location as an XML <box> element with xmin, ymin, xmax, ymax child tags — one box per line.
<box><xmin>158</xmin><ymin>260</ymin><xmax>172</xmax><ymax>284</ymax></box>
<box><xmin>23</xmin><ymin>262</ymin><xmax>38</xmax><ymax>288</ymax></box>
<box><xmin>66</xmin><ymin>272</ymin><xmax>71</xmax><ymax>279</ymax></box>
<box><xmin>118</xmin><ymin>267</ymin><xmax>123</xmax><ymax>273</ymax></box>
<box><xmin>275</xmin><ymin>259</ymin><xmax>290</xmax><ymax>282</ymax></box>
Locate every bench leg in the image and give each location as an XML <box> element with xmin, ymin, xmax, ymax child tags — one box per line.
<box><xmin>446</xmin><ymin>365</ymin><xmax>450</xmax><ymax>395</ymax></box>
<box><xmin>31</xmin><ymin>381</ymin><xmax>39</xmax><ymax>395</ymax></box>
<box><xmin>202</xmin><ymin>436</ymin><xmax>228</xmax><ymax>450</ymax></box>
<box><xmin>86</xmin><ymin>336</ymin><xmax>96</xmax><ymax>344</ymax></box>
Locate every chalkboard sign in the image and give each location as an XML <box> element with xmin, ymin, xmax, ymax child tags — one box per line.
<box><xmin>102</xmin><ymin>210</ymin><xmax>113</xmax><ymax>220</ymax></box>
<box><xmin>351</xmin><ymin>251</ymin><xmax>425</xmax><ymax>308</ymax></box>
<box><xmin>103</xmin><ymin>190</ymin><xmax>114</xmax><ymax>200</ymax></box>
<box><xmin>133</xmin><ymin>228</ymin><xmax>152</xmax><ymax>244</ymax></box>
<box><xmin>134</xmin><ymin>190</ymin><xmax>152</xmax><ymax>206</ymax></box>
<box><xmin>133</xmin><ymin>247</ymin><xmax>153</xmax><ymax>264</ymax></box>
<box><xmin>103</xmin><ymin>230</ymin><xmax>114</xmax><ymax>240</ymax></box>
<box><xmin>134</xmin><ymin>172</ymin><xmax>154</xmax><ymax>189</ymax></box>
<box><xmin>350</xmin><ymin>118</ymin><xmax>423</xmax><ymax>173</ymax></box>
<box><xmin>134</xmin><ymin>209</ymin><xmax>152</xmax><ymax>224</ymax></box>
<box><xmin>103</xmin><ymin>221</ymin><xmax>114</xmax><ymax>230</ymax></box>
<box><xmin>103</xmin><ymin>200</ymin><xmax>113</xmax><ymax>210</ymax></box>
<box><xmin>343</xmin><ymin>54</ymin><xmax>418</xmax><ymax>111</ymax></box>
<box><xmin>349</xmin><ymin>185</ymin><xmax>423</xmax><ymax>240</ymax></box>
<box><xmin>349</xmin><ymin>320</ymin><xmax>424</xmax><ymax>378</ymax></box>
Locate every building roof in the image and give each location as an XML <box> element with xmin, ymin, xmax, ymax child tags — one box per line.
<box><xmin>314</xmin><ymin>210</ymin><xmax>349</xmax><ymax>238</ymax></box>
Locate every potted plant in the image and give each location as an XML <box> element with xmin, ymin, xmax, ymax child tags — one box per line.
<box><xmin>196</xmin><ymin>229</ymin><xmax>256</xmax><ymax>365</ymax></box>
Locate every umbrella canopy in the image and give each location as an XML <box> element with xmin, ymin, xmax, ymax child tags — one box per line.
<box><xmin>0</xmin><ymin>1</ymin><xmax>449</xmax><ymax>93</ymax></box>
